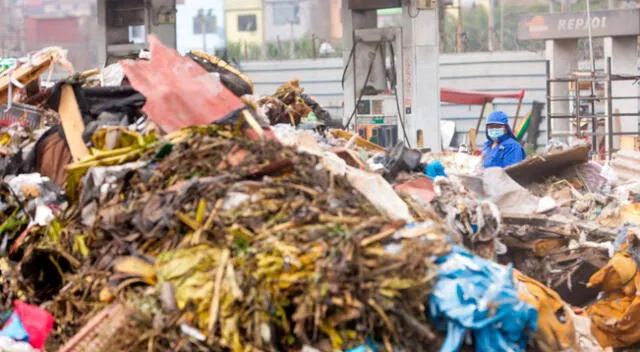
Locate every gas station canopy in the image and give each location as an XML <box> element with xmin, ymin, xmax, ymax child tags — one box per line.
<box><xmin>440</xmin><ymin>88</ymin><xmax>525</xmax><ymax>105</ymax></box>
<box><xmin>348</xmin><ymin>0</ymin><xmax>402</xmax><ymax>10</ymax></box>
<box><xmin>518</xmin><ymin>8</ymin><xmax>640</xmax><ymax>40</ymax></box>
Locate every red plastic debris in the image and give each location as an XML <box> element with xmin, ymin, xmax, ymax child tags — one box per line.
<box><xmin>121</xmin><ymin>35</ymin><xmax>245</xmax><ymax>133</ymax></box>
<box><xmin>12</xmin><ymin>300</ymin><xmax>54</xmax><ymax>349</ymax></box>
<box><xmin>394</xmin><ymin>177</ymin><xmax>436</xmax><ymax>203</ymax></box>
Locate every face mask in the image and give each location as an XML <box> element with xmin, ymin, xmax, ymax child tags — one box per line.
<box><xmin>488</xmin><ymin>128</ymin><xmax>505</xmax><ymax>140</ymax></box>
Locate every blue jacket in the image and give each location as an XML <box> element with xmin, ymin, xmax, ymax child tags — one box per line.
<box><xmin>482</xmin><ymin>111</ymin><xmax>526</xmax><ymax>168</ymax></box>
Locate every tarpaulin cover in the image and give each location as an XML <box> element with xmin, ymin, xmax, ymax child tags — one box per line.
<box><xmin>121</xmin><ymin>35</ymin><xmax>245</xmax><ymax>133</ymax></box>
<box><xmin>513</xmin><ymin>271</ymin><xmax>577</xmax><ymax>351</ymax></box>
<box><xmin>587</xmin><ymin>250</ymin><xmax>640</xmax><ymax>348</ymax></box>
<box><xmin>441</xmin><ymin>88</ymin><xmax>525</xmax><ymax>105</ymax></box>
<box><xmin>429</xmin><ymin>246</ymin><xmax>538</xmax><ymax>352</ymax></box>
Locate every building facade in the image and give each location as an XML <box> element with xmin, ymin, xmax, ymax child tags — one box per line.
<box><xmin>176</xmin><ymin>0</ymin><xmax>225</xmax><ymax>54</ymax></box>
<box><xmin>262</xmin><ymin>0</ymin><xmax>329</xmax><ymax>42</ymax></box>
<box><xmin>224</xmin><ymin>0</ymin><xmax>264</xmax><ymax>45</ymax></box>
<box><xmin>13</xmin><ymin>0</ymin><xmax>98</xmax><ymax>69</ymax></box>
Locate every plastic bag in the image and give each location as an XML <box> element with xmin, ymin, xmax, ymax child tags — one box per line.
<box><xmin>429</xmin><ymin>246</ymin><xmax>538</xmax><ymax>352</ymax></box>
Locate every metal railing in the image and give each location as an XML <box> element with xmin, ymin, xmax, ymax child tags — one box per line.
<box><xmin>546</xmin><ymin>57</ymin><xmax>640</xmax><ymax>159</ymax></box>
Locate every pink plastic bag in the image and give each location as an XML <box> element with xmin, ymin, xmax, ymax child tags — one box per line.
<box><xmin>13</xmin><ymin>300</ymin><xmax>54</xmax><ymax>349</ymax></box>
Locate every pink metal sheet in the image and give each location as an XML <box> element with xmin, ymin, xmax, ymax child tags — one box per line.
<box><xmin>121</xmin><ymin>35</ymin><xmax>245</xmax><ymax>133</ymax></box>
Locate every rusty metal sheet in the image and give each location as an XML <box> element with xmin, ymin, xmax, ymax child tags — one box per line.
<box><xmin>121</xmin><ymin>35</ymin><xmax>245</xmax><ymax>134</ymax></box>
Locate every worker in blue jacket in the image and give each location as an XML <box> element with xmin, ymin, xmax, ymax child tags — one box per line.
<box><xmin>482</xmin><ymin>111</ymin><xmax>526</xmax><ymax>168</ymax></box>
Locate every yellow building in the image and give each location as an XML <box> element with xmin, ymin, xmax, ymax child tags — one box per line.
<box><xmin>224</xmin><ymin>0</ymin><xmax>264</xmax><ymax>45</ymax></box>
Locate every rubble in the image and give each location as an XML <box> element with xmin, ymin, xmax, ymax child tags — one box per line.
<box><xmin>0</xmin><ymin>37</ymin><xmax>639</xmax><ymax>352</ymax></box>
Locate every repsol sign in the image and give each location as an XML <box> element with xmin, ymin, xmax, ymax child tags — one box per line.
<box><xmin>518</xmin><ymin>9</ymin><xmax>640</xmax><ymax>40</ymax></box>
<box><xmin>557</xmin><ymin>16</ymin><xmax>607</xmax><ymax>32</ymax></box>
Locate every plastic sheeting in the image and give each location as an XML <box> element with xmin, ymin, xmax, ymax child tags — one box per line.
<box><xmin>429</xmin><ymin>246</ymin><xmax>538</xmax><ymax>352</ymax></box>
<box><xmin>587</xmin><ymin>250</ymin><xmax>640</xmax><ymax>348</ymax></box>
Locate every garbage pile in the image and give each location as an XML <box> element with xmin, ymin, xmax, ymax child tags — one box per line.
<box><xmin>0</xmin><ymin>35</ymin><xmax>640</xmax><ymax>352</ymax></box>
<box><xmin>259</xmin><ymin>79</ymin><xmax>336</xmax><ymax>128</ymax></box>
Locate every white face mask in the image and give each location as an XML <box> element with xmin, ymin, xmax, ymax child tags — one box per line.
<box><xmin>488</xmin><ymin>128</ymin><xmax>505</xmax><ymax>140</ymax></box>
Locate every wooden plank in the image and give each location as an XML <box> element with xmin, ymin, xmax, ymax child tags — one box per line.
<box><xmin>59</xmin><ymin>84</ymin><xmax>90</xmax><ymax>161</ymax></box>
<box><xmin>330</xmin><ymin>129</ymin><xmax>386</xmax><ymax>152</ymax></box>
<box><xmin>502</xmin><ymin>213</ymin><xmax>618</xmax><ymax>238</ymax></box>
<box><xmin>0</xmin><ymin>57</ymin><xmax>53</xmax><ymax>104</ymax></box>
<box><xmin>241</xmin><ymin>110</ymin><xmax>265</xmax><ymax>139</ymax></box>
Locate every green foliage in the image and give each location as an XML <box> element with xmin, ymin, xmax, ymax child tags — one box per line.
<box><xmin>227</xmin><ymin>35</ymin><xmax>341</xmax><ymax>61</ymax></box>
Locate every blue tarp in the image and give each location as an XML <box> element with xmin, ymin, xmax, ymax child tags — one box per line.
<box><xmin>429</xmin><ymin>246</ymin><xmax>538</xmax><ymax>352</ymax></box>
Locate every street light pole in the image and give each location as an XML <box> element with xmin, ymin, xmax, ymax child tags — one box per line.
<box><xmin>456</xmin><ymin>0</ymin><xmax>464</xmax><ymax>53</ymax></box>
<box><xmin>487</xmin><ymin>0</ymin><xmax>495</xmax><ymax>51</ymax></box>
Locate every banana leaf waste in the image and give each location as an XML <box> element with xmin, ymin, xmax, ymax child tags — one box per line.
<box><xmin>1</xmin><ymin>36</ymin><xmax>640</xmax><ymax>352</ymax></box>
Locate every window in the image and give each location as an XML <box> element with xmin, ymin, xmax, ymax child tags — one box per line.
<box><xmin>238</xmin><ymin>14</ymin><xmax>257</xmax><ymax>32</ymax></box>
<box><xmin>273</xmin><ymin>2</ymin><xmax>300</xmax><ymax>25</ymax></box>
<box><xmin>129</xmin><ymin>25</ymin><xmax>145</xmax><ymax>44</ymax></box>
<box><xmin>193</xmin><ymin>8</ymin><xmax>217</xmax><ymax>34</ymax></box>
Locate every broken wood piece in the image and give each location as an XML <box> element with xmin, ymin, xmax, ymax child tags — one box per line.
<box><xmin>533</xmin><ymin>238</ymin><xmax>567</xmax><ymax>257</ymax></box>
<box><xmin>59</xmin><ymin>84</ymin><xmax>90</xmax><ymax>161</ymax></box>
<box><xmin>333</xmin><ymin>148</ymin><xmax>368</xmax><ymax>169</ymax></box>
<box><xmin>0</xmin><ymin>56</ymin><xmax>53</xmax><ymax>104</ymax></box>
<box><xmin>79</xmin><ymin>68</ymin><xmax>100</xmax><ymax>79</ymax></box>
<box><xmin>59</xmin><ymin>303</ymin><xmax>132</xmax><ymax>352</ymax></box>
<box><xmin>241</xmin><ymin>109</ymin><xmax>265</xmax><ymax>139</ymax></box>
<box><xmin>360</xmin><ymin>224</ymin><xmax>403</xmax><ymax>247</ymax></box>
<box><xmin>502</xmin><ymin>213</ymin><xmax>618</xmax><ymax>238</ymax></box>
<box><xmin>390</xmin><ymin>308</ymin><xmax>436</xmax><ymax>341</ymax></box>
<box><xmin>208</xmin><ymin>249</ymin><xmax>230</xmax><ymax>339</ymax></box>
<box><xmin>329</xmin><ymin>129</ymin><xmax>385</xmax><ymax>152</ymax></box>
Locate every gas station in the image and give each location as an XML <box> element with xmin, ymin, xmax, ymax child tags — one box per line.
<box><xmin>518</xmin><ymin>9</ymin><xmax>640</xmax><ymax>157</ymax></box>
<box><xmin>96</xmin><ymin>0</ymin><xmax>177</xmax><ymax>66</ymax></box>
<box><xmin>96</xmin><ymin>0</ymin><xmax>443</xmax><ymax>152</ymax></box>
<box><xmin>341</xmin><ymin>0</ymin><xmax>441</xmax><ymax>151</ymax></box>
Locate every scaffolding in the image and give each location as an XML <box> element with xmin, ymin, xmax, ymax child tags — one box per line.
<box><xmin>546</xmin><ymin>57</ymin><xmax>640</xmax><ymax>160</ymax></box>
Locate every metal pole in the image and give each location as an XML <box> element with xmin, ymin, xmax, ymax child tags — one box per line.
<box><xmin>546</xmin><ymin>60</ymin><xmax>552</xmax><ymax>142</ymax></box>
<box><xmin>607</xmin><ymin>57</ymin><xmax>613</xmax><ymax>159</ymax></box>
<box><xmin>474</xmin><ymin>100</ymin><xmax>488</xmax><ymax>139</ymax></box>
<box><xmin>512</xmin><ymin>94</ymin><xmax>523</xmax><ymax>130</ymax></box>
<box><xmin>585</xmin><ymin>0</ymin><xmax>598</xmax><ymax>155</ymax></box>
<box><xmin>312</xmin><ymin>33</ymin><xmax>317</xmax><ymax>59</ymax></box>
<box><xmin>201</xmin><ymin>16</ymin><xmax>207</xmax><ymax>52</ymax></box>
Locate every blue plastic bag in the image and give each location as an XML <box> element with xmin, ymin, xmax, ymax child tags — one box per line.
<box><xmin>429</xmin><ymin>246</ymin><xmax>538</xmax><ymax>352</ymax></box>
<box><xmin>0</xmin><ymin>313</ymin><xmax>28</xmax><ymax>343</ymax></box>
<box><xmin>425</xmin><ymin>160</ymin><xmax>447</xmax><ymax>180</ymax></box>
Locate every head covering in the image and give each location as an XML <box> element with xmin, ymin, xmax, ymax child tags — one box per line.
<box><xmin>485</xmin><ymin>111</ymin><xmax>516</xmax><ymax>142</ymax></box>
